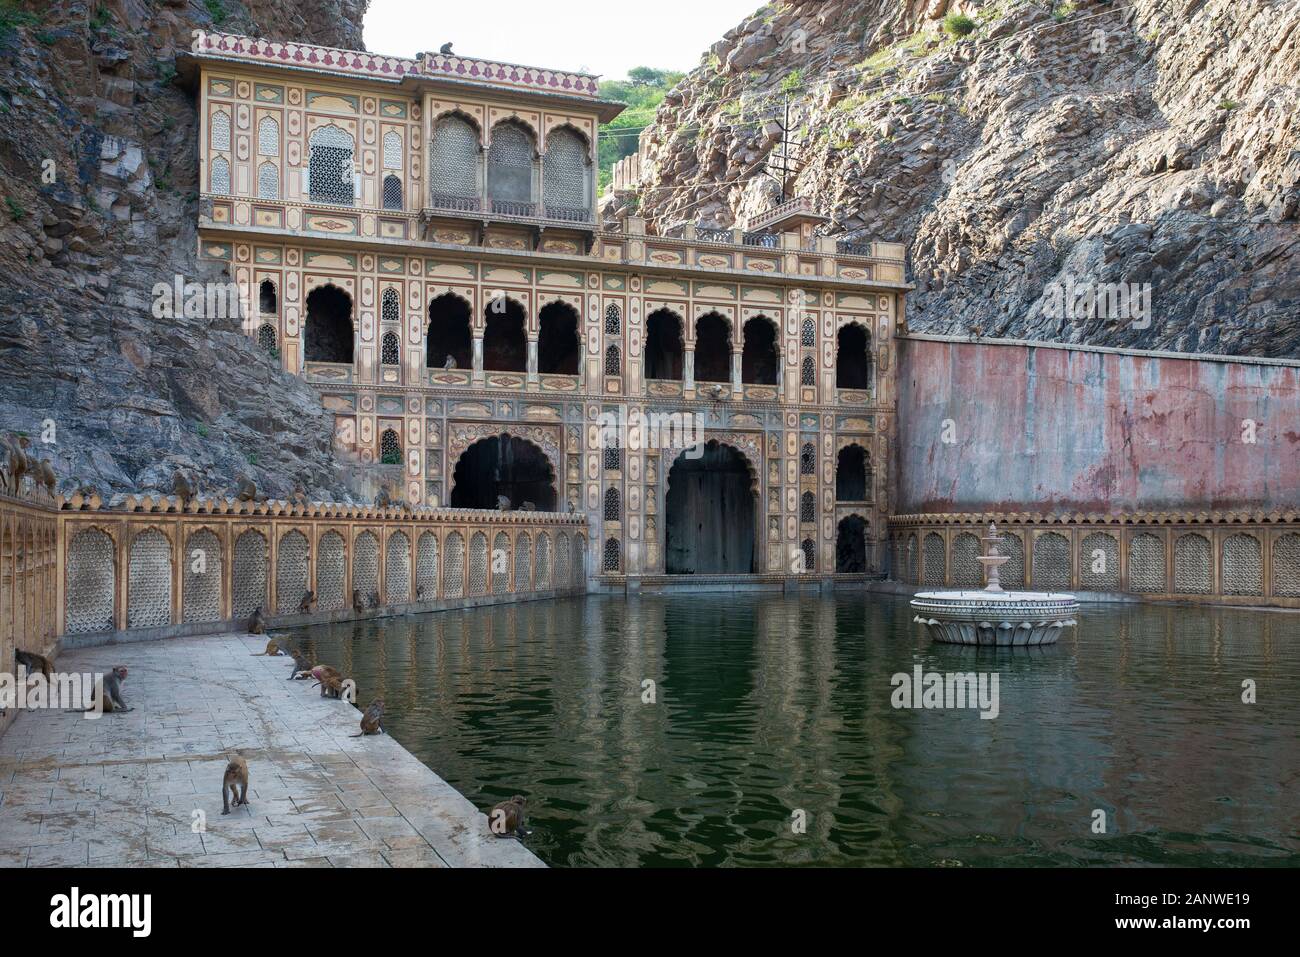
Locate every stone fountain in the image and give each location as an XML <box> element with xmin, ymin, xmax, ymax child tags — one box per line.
<box><xmin>911</xmin><ymin>523</ymin><xmax>1079</xmax><ymax>646</ymax></box>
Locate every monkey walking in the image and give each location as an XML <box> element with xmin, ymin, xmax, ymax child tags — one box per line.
<box><xmin>310</xmin><ymin>665</ymin><xmax>344</xmax><ymax>698</ymax></box>
<box><xmin>65</xmin><ymin>666</ymin><xmax>132</xmax><ymax>713</ymax></box>
<box><xmin>488</xmin><ymin>796</ymin><xmax>529</xmax><ymax>839</ymax></box>
<box><xmin>250</xmin><ymin>639</ymin><xmax>281</xmax><ymax>657</ymax></box>
<box><xmin>247</xmin><ymin>606</ymin><xmax>266</xmax><ymax>635</ymax></box>
<box><xmin>14</xmin><ymin>649</ymin><xmax>53</xmax><ymax>680</ymax></box>
<box><xmin>350</xmin><ymin>699</ymin><xmax>384</xmax><ymax>737</ymax></box>
<box><xmin>221</xmin><ymin>755</ymin><xmax>249</xmax><ymax>814</ymax></box>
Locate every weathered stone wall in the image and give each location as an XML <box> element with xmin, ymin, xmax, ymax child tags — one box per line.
<box><xmin>895</xmin><ymin>335</ymin><xmax>1300</xmax><ymax>514</ymax></box>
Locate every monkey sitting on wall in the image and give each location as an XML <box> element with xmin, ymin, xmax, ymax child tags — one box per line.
<box><xmin>352</xmin><ymin>589</ymin><xmax>366</xmax><ymax>614</ymax></box>
<box><xmin>298</xmin><ymin>590</ymin><xmax>315</xmax><ymax>614</ymax></box>
<box><xmin>247</xmin><ymin>606</ymin><xmax>266</xmax><ymax>635</ymax></box>
<box><xmin>221</xmin><ymin>755</ymin><xmax>249</xmax><ymax>815</ymax></box>
<box><xmin>367</xmin><ymin>591</ymin><xmax>380</xmax><ymax>610</ymax></box>
<box><xmin>487</xmin><ymin>795</ymin><xmax>529</xmax><ymax>839</ymax></box>
<box><xmin>496</xmin><ymin>494</ymin><xmax>512</xmax><ymax>511</ymax></box>
<box><xmin>14</xmin><ymin>649</ymin><xmax>53</xmax><ymax>680</ymax></box>
<box><xmin>519</xmin><ymin>501</ymin><xmax>536</xmax><ymax>511</ymax></box>
<box><xmin>351</xmin><ymin>699</ymin><xmax>384</xmax><ymax>737</ymax></box>
<box><xmin>172</xmin><ymin>469</ymin><xmax>195</xmax><ymax>507</ymax></box>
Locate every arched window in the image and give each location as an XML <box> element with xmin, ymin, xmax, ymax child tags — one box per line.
<box><xmin>488</xmin><ymin>121</ymin><xmax>535</xmax><ymax>212</ymax></box>
<box><xmin>801</xmin><ymin>318</ymin><xmax>816</xmax><ymax>347</ymax></box>
<box><xmin>603</xmin><ymin>537</ymin><xmax>621</xmax><ymax>573</ymax></box>
<box><xmin>308</xmin><ymin>125</ymin><xmax>355</xmax><ymax>206</ymax></box>
<box><xmin>836</xmin><ymin>323</ymin><xmax>872</xmax><ymax>391</ymax></box>
<box><xmin>800</xmin><ymin>442</ymin><xmax>815</xmax><ymax>475</ymax></box>
<box><xmin>741</xmin><ymin>316</ymin><xmax>778</xmax><ymax>384</ymax></box>
<box><xmin>257</xmin><ymin>161</ymin><xmax>278</xmax><ymax>199</ymax></box>
<box><xmin>603</xmin><ymin>436</ymin><xmax>621</xmax><ymax>471</ymax></box>
<box><xmin>257</xmin><ymin>323</ymin><xmax>277</xmax><ymax>352</ymax></box>
<box><xmin>836</xmin><ymin>444</ymin><xmax>869</xmax><ymax>501</ymax></box>
<box><xmin>483</xmin><ymin>295</ymin><xmax>527</xmax><ymax>372</ymax></box>
<box><xmin>542</xmin><ymin>126</ymin><xmax>589</xmax><ymax>221</ymax></box>
<box><xmin>380</xmin><ymin>428</ymin><xmax>402</xmax><ymax>465</ymax></box>
<box><xmin>257</xmin><ymin>115</ymin><xmax>279</xmax><ymax>156</ymax></box>
<box><xmin>801</xmin><ymin>539</ymin><xmax>816</xmax><ymax>572</ymax></box>
<box><xmin>381</xmin><ymin>287</ymin><xmax>400</xmax><ymax>324</ymax></box>
<box><xmin>383</xmin><ymin>173</ymin><xmax>402</xmax><ymax>210</ymax></box>
<box><xmin>304</xmin><ymin>284</ymin><xmax>354</xmax><ymax>363</ymax></box>
<box><xmin>210</xmin><ymin>110</ymin><xmax>230</xmax><ymax>151</ymax></box>
<box><xmin>430</xmin><ymin>113</ymin><xmax>481</xmax><ymax>209</ymax></box>
<box><xmin>381</xmin><ymin>331</ymin><xmax>400</xmax><ymax>365</ymax></box>
<box><xmin>604</xmin><ymin>487</ymin><xmax>620</xmax><ymax>521</ymax></box>
<box><xmin>604</xmin><ymin>344</ymin><xmax>621</xmax><ymax>376</ymax></box>
<box><xmin>537</xmin><ymin>301</ymin><xmax>580</xmax><ymax>375</ymax></box>
<box><xmin>801</xmin><ymin>355</ymin><xmax>816</xmax><ymax>387</ymax></box>
<box><xmin>210</xmin><ymin>155</ymin><xmax>230</xmax><ymax>194</ymax></box>
<box><xmin>604</xmin><ymin>304</ymin><xmax>621</xmax><ymax>336</ymax></box>
<box><xmin>800</xmin><ymin>490</ymin><xmax>816</xmax><ymax>523</ymax></box>
<box><xmin>427</xmin><ymin>293</ymin><xmax>471</xmax><ymax>369</ymax></box>
<box><xmin>259</xmin><ymin>279</ymin><xmax>277</xmax><ymax>315</ymax></box>
<box><xmin>694</xmin><ymin>312</ymin><xmax>731</xmax><ymax>383</ymax></box>
<box><xmin>382</xmin><ymin>130</ymin><xmax>403</xmax><ymax>169</ymax></box>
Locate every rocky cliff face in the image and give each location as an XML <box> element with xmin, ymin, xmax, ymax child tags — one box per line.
<box><xmin>0</xmin><ymin>0</ymin><xmax>368</xmax><ymax>499</ymax></box>
<box><xmin>623</xmin><ymin>0</ymin><xmax>1299</xmax><ymax>357</ymax></box>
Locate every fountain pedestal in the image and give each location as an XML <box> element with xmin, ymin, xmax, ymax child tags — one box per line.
<box><xmin>910</xmin><ymin>523</ymin><xmax>1079</xmax><ymax>646</ymax></box>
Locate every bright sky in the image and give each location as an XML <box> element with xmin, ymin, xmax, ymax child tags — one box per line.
<box><xmin>364</xmin><ymin>0</ymin><xmax>762</xmax><ymax>80</ymax></box>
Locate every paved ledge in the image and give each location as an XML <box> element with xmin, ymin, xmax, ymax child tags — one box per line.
<box><xmin>0</xmin><ymin>633</ymin><xmax>543</xmax><ymax>868</ymax></box>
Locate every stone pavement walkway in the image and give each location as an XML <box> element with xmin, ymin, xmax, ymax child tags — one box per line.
<box><xmin>0</xmin><ymin>632</ymin><xmax>542</xmax><ymax>868</ymax></box>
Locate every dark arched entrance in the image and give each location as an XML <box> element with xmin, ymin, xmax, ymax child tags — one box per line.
<box><xmin>836</xmin><ymin>515</ymin><xmax>868</xmax><ymax>572</ymax></box>
<box><xmin>484</xmin><ymin>296</ymin><xmax>527</xmax><ymax>372</ymax></box>
<box><xmin>836</xmin><ymin>444</ymin><xmax>869</xmax><ymax>501</ymax></box>
<box><xmin>427</xmin><ymin>293</ymin><xmax>472</xmax><ymax>369</ymax></box>
<box><xmin>694</xmin><ymin>312</ymin><xmax>731</xmax><ymax>383</ymax></box>
<box><xmin>665</xmin><ymin>440</ymin><xmax>754</xmax><ymax>574</ymax></box>
<box><xmin>538</xmin><ymin>301</ymin><xmax>580</xmax><ymax>374</ymax></box>
<box><xmin>450</xmin><ymin>435</ymin><xmax>556</xmax><ymax>511</ymax></box>
<box><xmin>304</xmin><ymin>284</ymin><xmax>353</xmax><ymax>363</ymax></box>
<box><xmin>741</xmin><ymin>317</ymin><xmax>778</xmax><ymax>384</ymax></box>
<box><xmin>836</xmin><ymin>323</ymin><xmax>871</xmax><ymax>390</ymax></box>
<box><xmin>645</xmin><ymin>309</ymin><xmax>683</xmax><ymax>380</ymax></box>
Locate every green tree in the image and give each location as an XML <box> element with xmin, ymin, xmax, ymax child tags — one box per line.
<box><xmin>597</xmin><ymin>66</ymin><xmax>685</xmax><ymax>192</ymax></box>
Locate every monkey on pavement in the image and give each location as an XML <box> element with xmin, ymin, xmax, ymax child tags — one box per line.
<box><xmin>350</xmin><ymin>699</ymin><xmax>384</xmax><ymax>737</ymax></box>
<box><xmin>14</xmin><ymin>649</ymin><xmax>53</xmax><ymax>680</ymax></box>
<box><xmin>247</xmin><ymin>606</ymin><xmax>266</xmax><ymax>634</ymax></box>
<box><xmin>65</xmin><ymin>666</ymin><xmax>132</xmax><ymax>714</ymax></box>
<box><xmin>221</xmin><ymin>755</ymin><xmax>249</xmax><ymax>814</ymax></box>
<box><xmin>250</xmin><ymin>639</ymin><xmax>281</xmax><ymax>657</ymax></box>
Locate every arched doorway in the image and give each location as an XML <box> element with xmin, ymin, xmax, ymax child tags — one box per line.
<box><xmin>836</xmin><ymin>515</ymin><xmax>869</xmax><ymax>572</ymax></box>
<box><xmin>304</xmin><ymin>284</ymin><xmax>354</xmax><ymax>363</ymax></box>
<box><xmin>741</xmin><ymin>316</ymin><xmax>778</xmax><ymax>384</ymax></box>
<box><xmin>836</xmin><ymin>323</ymin><xmax>871</xmax><ymax>390</ymax></box>
<box><xmin>484</xmin><ymin>296</ymin><xmax>527</xmax><ymax>372</ymax></box>
<box><xmin>835</xmin><ymin>444</ymin><xmax>870</xmax><ymax>501</ymax></box>
<box><xmin>427</xmin><ymin>293</ymin><xmax>472</xmax><ymax>369</ymax></box>
<box><xmin>645</xmin><ymin>309</ymin><xmax>683</xmax><ymax>380</ymax></box>
<box><xmin>537</xmin><ymin>301</ymin><xmax>580</xmax><ymax>374</ymax></box>
<box><xmin>665</xmin><ymin>440</ymin><xmax>755</xmax><ymax>574</ymax></box>
<box><xmin>694</xmin><ymin>312</ymin><xmax>731</xmax><ymax>383</ymax></box>
<box><xmin>450</xmin><ymin>434</ymin><xmax>556</xmax><ymax>511</ymax></box>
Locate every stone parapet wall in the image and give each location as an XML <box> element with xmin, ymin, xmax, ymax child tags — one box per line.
<box><xmin>888</xmin><ymin>512</ymin><xmax>1300</xmax><ymax>608</ymax></box>
<box><xmin>0</xmin><ymin>494</ymin><xmax>60</xmax><ymax>737</ymax></box>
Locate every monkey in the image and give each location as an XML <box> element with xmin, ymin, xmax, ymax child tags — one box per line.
<box><xmin>496</xmin><ymin>494</ymin><xmax>512</xmax><ymax>511</ymax></box>
<box><xmin>288</xmin><ymin>649</ymin><xmax>314</xmax><ymax>679</ymax></box>
<box><xmin>14</xmin><ymin>649</ymin><xmax>53</xmax><ymax>680</ymax></box>
<box><xmin>566</xmin><ymin>500</ymin><xmax>576</xmax><ymax>514</ymax></box>
<box><xmin>375</xmin><ymin>487</ymin><xmax>392</xmax><ymax>509</ymax></box>
<box><xmin>443</xmin><ymin>353</ymin><xmax>457</xmax><ymax>370</ymax></box>
<box><xmin>311</xmin><ymin>665</ymin><xmax>344</xmax><ymax>698</ymax></box>
<box><xmin>3</xmin><ymin>434</ymin><xmax>30</xmax><ymax>495</ymax></box>
<box><xmin>368</xmin><ymin>590</ymin><xmax>380</xmax><ymax>609</ymax></box>
<box><xmin>487</xmin><ymin>795</ymin><xmax>528</xmax><ymax>838</ymax></box>
<box><xmin>352</xmin><ymin>589</ymin><xmax>366</xmax><ymax>614</ymax></box>
<box><xmin>439</xmin><ymin>41</ymin><xmax>454</xmax><ymax>55</ymax></box>
<box><xmin>35</xmin><ymin>459</ymin><xmax>56</xmax><ymax>498</ymax></box>
<box><xmin>298</xmin><ymin>590</ymin><xmax>315</xmax><ymax>614</ymax></box>
<box><xmin>73</xmin><ymin>482</ymin><xmax>101</xmax><ymax>499</ymax></box>
<box><xmin>519</xmin><ymin>501</ymin><xmax>536</xmax><ymax>511</ymax></box>
<box><xmin>247</xmin><ymin>606</ymin><xmax>266</xmax><ymax>635</ymax></box>
<box><xmin>236</xmin><ymin>475</ymin><xmax>257</xmax><ymax>502</ymax></box>
<box><xmin>416</xmin><ymin>584</ymin><xmax>428</xmax><ymax>601</ymax></box>
<box><xmin>291</xmin><ymin>482</ymin><xmax>308</xmax><ymax>506</ymax></box>
<box><xmin>172</xmin><ymin>469</ymin><xmax>195</xmax><ymax>506</ymax></box>
<box><xmin>250</xmin><ymin>639</ymin><xmax>281</xmax><ymax>657</ymax></box>
<box><xmin>66</xmin><ymin>666</ymin><xmax>131</xmax><ymax>713</ymax></box>
<box><xmin>350</xmin><ymin>699</ymin><xmax>384</xmax><ymax>737</ymax></box>
<box><xmin>221</xmin><ymin>755</ymin><xmax>249</xmax><ymax>815</ymax></box>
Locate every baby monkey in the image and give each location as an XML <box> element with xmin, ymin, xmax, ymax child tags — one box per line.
<box><xmin>221</xmin><ymin>755</ymin><xmax>249</xmax><ymax>814</ymax></box>
<box><xmin>350</xmin><ymin>699</ymin><xmax>384</xmax><ymax>737</ymax></box>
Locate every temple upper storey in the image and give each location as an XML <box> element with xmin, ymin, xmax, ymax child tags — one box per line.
<box><xmin>182</xmin><ymin>31</ymin><xmax>906</xmax><ymax>287</ymax></box>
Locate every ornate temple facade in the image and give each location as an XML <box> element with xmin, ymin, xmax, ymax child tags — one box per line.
<box><xmin>183</xmin><ymin>32</ymin><xmax>909</xmax><ymax>584</ymax></box>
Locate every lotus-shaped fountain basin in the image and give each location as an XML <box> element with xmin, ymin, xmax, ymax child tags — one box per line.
<box><xmin>910</xmin><ymin>590</ymin><xmax>1080</xmax><ymax>646</ymax></box>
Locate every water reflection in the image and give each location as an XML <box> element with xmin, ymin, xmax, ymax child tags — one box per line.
<box><xmin>285</xmin><ymin>595</ymin><xmax>1300</xmax><ymax>867</ymax></box>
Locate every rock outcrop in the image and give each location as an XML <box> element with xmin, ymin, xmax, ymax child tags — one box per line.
<box><xmin>622</xmin><ymin>0</ymin><xmax>1300</xmax><ymax>357</ymax></box>
<box><xmin>0</xmin><ymin>0</ymin><xmax>368</xmax><ymax>499</ymax></box>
